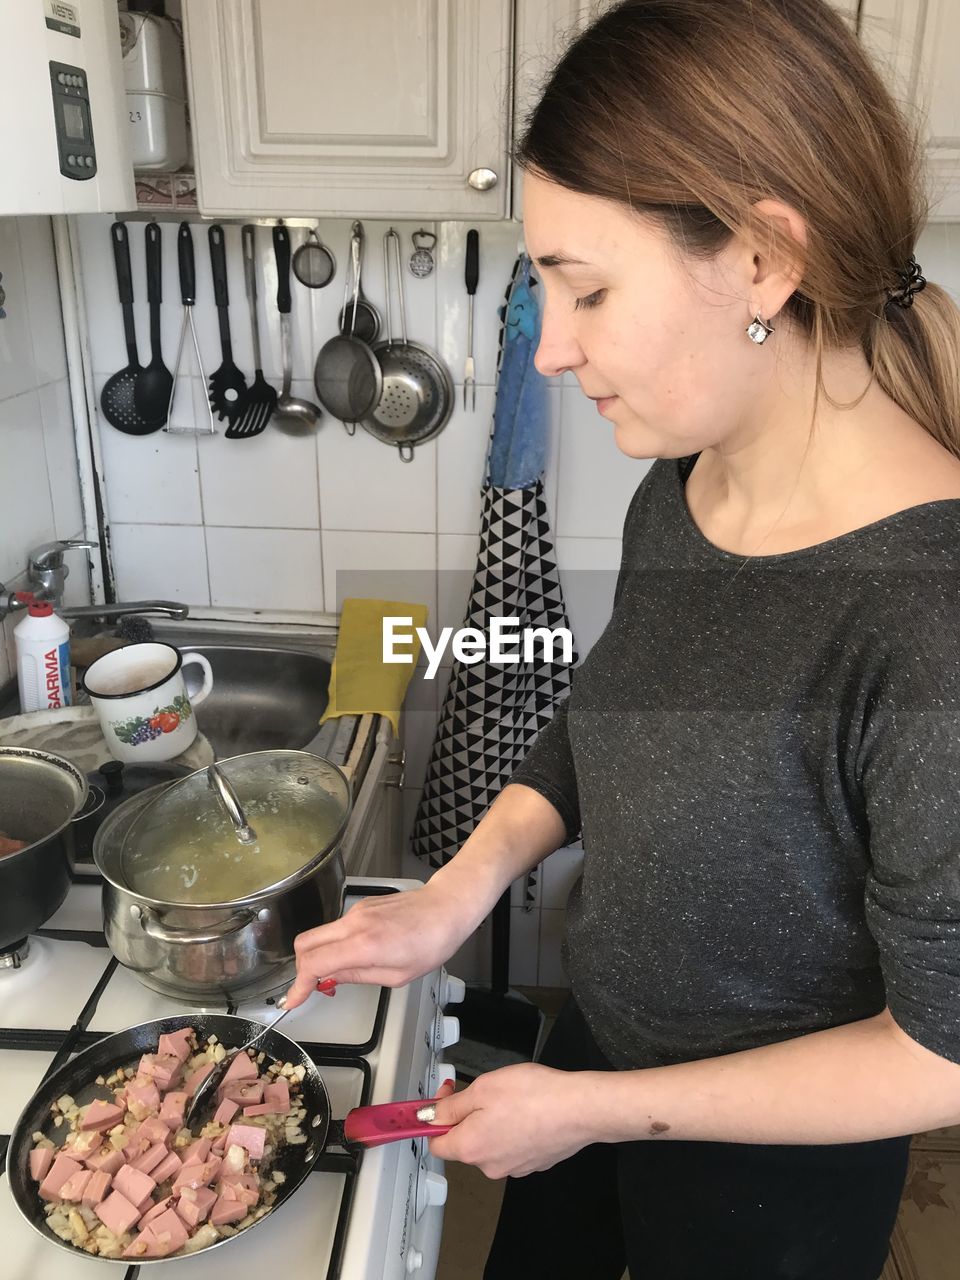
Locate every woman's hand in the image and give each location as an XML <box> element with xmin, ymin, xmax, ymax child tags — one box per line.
<box><xmin>283</xmin><ymin>882</ymin><xmax>470</xmax><ymax>1008</ymax></box>
<box><xmin>427</xmin><ymin>1063</ymin><xmax>598</xmax><ymax>1179</ymax></box>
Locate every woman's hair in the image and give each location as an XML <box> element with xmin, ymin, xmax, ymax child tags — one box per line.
<box><xmin>517</xmin><ymin>0</ymin><xmax>960</xmax><ymax>459</ymax></box>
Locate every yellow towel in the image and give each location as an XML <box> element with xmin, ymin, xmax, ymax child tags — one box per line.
<box><xmin>320</xmin><ymin>598</ymin><xmax>430</xmax><ymax>736</ymax></box>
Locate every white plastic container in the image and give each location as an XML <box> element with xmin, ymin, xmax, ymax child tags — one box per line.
<box><xmin>119</xmin><ymin>11</ymin><xmax>189</xmax><ymax>171</ymax></box>
<box><xmin>14</xmin><ymin>598</ymin><xmax>72</xmax><ymax>712</ymax></box>
<box><xmin>119</xmin><ymin>12</ymin><xmax>185</xmax><ymax>96</ymax></box>
<box><xmin>126</xmin><ymin>92</ymin><xmax>189</xmax><ymax>170</ymax></box>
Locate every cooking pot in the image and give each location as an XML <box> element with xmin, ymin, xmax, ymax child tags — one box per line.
<box><xmin>0</xmin><ymin>747</ymin><xmax>89</xmax><ymax>954</ymax></box>
<box><xmin>94</xmin><ymin>750</ymin><xmax>351</xmax><ymax>1004</ymax></box>
<box><xmin>73</xmin><ymin>759</ymin><xmax>192</xmax><ymax>863</ymax></box>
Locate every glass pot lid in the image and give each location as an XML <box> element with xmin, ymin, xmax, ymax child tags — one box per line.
<box><xmin>118</xmin><ymin>750</ymin><xmax>352</xmax><ymax>906</ymax></box>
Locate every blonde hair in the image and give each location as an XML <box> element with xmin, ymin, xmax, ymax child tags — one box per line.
<box><xmin>517</xmin><ymin>0</ymin><xmax>960</xmax><ymax>458</ymax></box>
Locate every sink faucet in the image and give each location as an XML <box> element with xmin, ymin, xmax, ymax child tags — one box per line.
<box><xmin>0</xmin><ymin>540</ymin><xmax>189</xmax><ymax>622</ymax></box>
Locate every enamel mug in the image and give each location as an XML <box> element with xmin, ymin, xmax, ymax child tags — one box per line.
<box><xmin>81</xmin><ymin>642</ymin><xmax>214</xmax><ymax>763</ymax></box>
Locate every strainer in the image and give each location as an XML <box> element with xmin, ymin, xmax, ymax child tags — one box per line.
<box><xmin>313</xmin><ymin>227</ymin><xmax>382</xmax><ymax>431</ymax></box>
<box><xmin>292</xmin><ymin>226</ymin><xmax>336</xmax><ymax>288</ymax></box>
<box><xmin>356</xmin><ymin>228</ymin><xmax>454</xmax><ymax>462</ymax></box>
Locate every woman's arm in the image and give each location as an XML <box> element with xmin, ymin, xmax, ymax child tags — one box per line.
<box><xmin>284</xmin><ymin>782</ymin><xmax>566</xmax><ymax>1004</ymax></box>
<box><xmin>593</xmin><ymin>1007</ymin><xmax>960</xmax><ymax>1145</ymax></box>
<box><xmin>430</xmin><ymin>1009</ymin><xmax>960</xmax><ymax>1178</ymax></box>
<box><xmin>427</xmin><ymin>781</ymin><xmax>569</xmax><ymax>925</ymax></box>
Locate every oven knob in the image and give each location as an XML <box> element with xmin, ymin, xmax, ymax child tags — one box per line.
<box><xmin>58</xmin><ymin>72</ymin><xmax>67</xmax><ymax>84</ymax></box>
<box><xmin>440</xmin><ymin>973</ymin><xmax>465</xmax><ymax>1007</ymax></box>
<box><xmin>426</xmin><ymin>1056</ymin><xmax>456</xmax><ymax>1095</ymax></box>
<box><xmin>406</xmin><ymin>1249</ymin><xmax>424</xmax><ymax>1274</ymax></box>
<box><xmin>436</xmin><ymin>1015</ymin><xmax>459</xmax><ymax>1051</ymax></box>
<box><xmin>416</xmin><ymin>1169</ymin><xmax>448</xmax><ymax>1219</ymax></box>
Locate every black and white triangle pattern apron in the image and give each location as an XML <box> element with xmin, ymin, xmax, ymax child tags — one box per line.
<box><xmin>410</xmin><ymin>481</ymin><xmax>577</xmax><ymax>869</ymax></box>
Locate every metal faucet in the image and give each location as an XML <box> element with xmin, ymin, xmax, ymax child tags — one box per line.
<box><xmin>0</xmin><ymin>540</ymin><xmax>189</xmax><ymax>622</ymax></box>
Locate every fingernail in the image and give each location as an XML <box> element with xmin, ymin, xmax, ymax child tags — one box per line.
<box><xmin>416</xmin><ymin>1104</ymin><xmax>437</xmax><ymax>1123</ymax></box>
<box><xmin>276</xmin><ymin>996</ymin><xmax>288</xmax><ymax>1010</ymax></box>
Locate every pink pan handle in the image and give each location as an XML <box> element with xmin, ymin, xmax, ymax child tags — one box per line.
<box><xmin>343</xmin><ymin>1099</ymin><xmax>452</xmax><ymax>1148</ymax></box>
<box><xmin>316</xmin><ymin>978</ymin><xmax>337</xmax><ymax>996</ymax></box>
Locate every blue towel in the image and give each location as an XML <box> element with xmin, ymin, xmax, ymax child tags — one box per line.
<box><xmin>487</xmin><ymin>258</ymin><xmax>548</xmax><ymax>489</ymax></box>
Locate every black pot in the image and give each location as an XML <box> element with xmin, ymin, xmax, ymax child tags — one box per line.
<box><xmin>0</xmin><ymin>748</ymin><xmax>89</xmax><ymax>952</ymax></box>
<box><xmin>73</xmin><ymin>759</ymin><xmax>191</xmax><ymax>864</ymax></box>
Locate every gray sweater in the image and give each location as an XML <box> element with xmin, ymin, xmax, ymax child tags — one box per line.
<box><xmin>510</xmin><ymin>454</ymin><xmax>960</xmax><ymax>1071</ymax></box>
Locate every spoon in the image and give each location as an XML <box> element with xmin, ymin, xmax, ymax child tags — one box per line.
<box><xmin>272</xmin><ymin>222</ymin><xmax>323</xmax><ymax>435</ymax></box>
<box><xmin>133</xmin><ymin>222</ymin><xmax>174</xmax><ymax>429</ymax></box>
<box><xmin>184</xmin><ymin>978</ymin><xmax>337</xmax><ymax>1129</ymax></box>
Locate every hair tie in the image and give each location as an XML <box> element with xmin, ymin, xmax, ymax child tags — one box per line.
<box><xmin>886</xmin><ymin>256</ymin><xmax>926</xmax><ymax>309</ymax></box>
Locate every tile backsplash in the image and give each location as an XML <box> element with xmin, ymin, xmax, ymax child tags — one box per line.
<box><xmin>0</xmin><ymin>215</ymin><xmax>90</xmax><ymax>687</ymax></box>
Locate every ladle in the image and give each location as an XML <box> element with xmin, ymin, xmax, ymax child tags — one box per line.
<box><xmin>272</xmin><ymin>222</ymin><xmax>323</xmax><ymax>435</ymax></box>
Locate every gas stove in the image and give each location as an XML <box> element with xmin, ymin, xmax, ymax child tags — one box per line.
<box><xmin>0</xmin><ymin>875</ymin><xmax>464</xmax><ymax>1280</ymax></box>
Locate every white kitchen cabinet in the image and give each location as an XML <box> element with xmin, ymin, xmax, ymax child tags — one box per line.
<box><xmin>512</xmin><ymin>0</ymin><xmax>591</xmax><ymax>220</ymax></box>
<box><xmin>858</xmin><ymin>0</ymin><xmax>960</xmax><ymax>220</ymax></box>
<box><xmin>181</xmin><ymin>0</ymin><xmax>513</xmax><ymax>219</ymax></box>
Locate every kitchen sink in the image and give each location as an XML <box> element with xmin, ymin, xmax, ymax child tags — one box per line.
<box><xmin>168</xmin><ymin>642</ymin><xmax>331</xmax><ymax>759</ymax></box>
<box><xmin>0</xmin><ymin>626</ymin><xmax>335</xmax><ymax>760</ymax></box>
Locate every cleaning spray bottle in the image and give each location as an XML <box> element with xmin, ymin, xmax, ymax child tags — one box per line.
<box><xmin>14</xmin><ymin>594</ymin><xmax>72</xmax><ymax>712</ymax></box>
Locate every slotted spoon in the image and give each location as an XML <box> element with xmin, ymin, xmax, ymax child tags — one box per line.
<box><xmin>100</xmin><ymin>221</ymin><xmax>162</xmax><ymax>436</ymax></box>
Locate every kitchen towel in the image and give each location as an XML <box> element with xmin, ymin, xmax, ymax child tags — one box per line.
<box><xmin>411</xmin><ymin>256</ymin><xmax>577</xmax><ymax>890</ymax></box>
<box><xmin>320</xmin><ymin>597</ymin><xmax>429</xmax><ymax>736</ymax></box>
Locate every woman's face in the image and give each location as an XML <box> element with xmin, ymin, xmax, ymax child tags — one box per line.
<box><xmin>523</xmin><ymin>172</ymin><xmax>777</xmax><ymax>460</ymax></box>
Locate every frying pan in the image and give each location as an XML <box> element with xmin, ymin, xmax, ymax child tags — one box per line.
<box><xmin>6</xmin><ymin>1013</ymin><xmax>449</xmax><ymax>1266</ymax></box>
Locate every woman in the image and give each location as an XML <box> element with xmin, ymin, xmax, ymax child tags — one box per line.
<box><xmin>285</xmin><ymin>2</ymin><xmax>960</xmax><ymax>1276</ymax></box>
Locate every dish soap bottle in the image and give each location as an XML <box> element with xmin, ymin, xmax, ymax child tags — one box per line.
<box><xmin>14</xmin><ymin>594</ymin><xmax>72</xmax><ymax>712</ymax></box>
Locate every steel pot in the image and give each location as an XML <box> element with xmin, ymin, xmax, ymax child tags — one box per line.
<box><xmin>0</xmin><ymin>747</ymin><xmax>89</xmax><ymax>954</ymax></box>
<box><xmin>94</xmin><ymin>750</ymin><xmax>351</xmax><ymax>1004</ymax></box>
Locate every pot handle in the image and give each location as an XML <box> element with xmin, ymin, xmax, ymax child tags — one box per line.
<box><xmin>129</xmin><ymin>902</ymin><xmax>260</xmax><ymax>946</ymax></box>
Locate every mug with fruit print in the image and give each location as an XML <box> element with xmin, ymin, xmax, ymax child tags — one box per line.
<box><xmin>81</xmin><ymin>642</ymin><xmax>214</xmax><ymax>763</ymax></box>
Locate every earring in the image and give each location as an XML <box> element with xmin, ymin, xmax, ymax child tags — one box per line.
<box><xmin>746</xmin><ymin>313</ymin><xmax>775</xmax><ymax>344</ymax></box>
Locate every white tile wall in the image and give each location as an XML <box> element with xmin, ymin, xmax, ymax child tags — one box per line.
<box><xmin>0</xmin><ymin>215</ymin><xmax>88</xmax><ymax>693</ymax></box>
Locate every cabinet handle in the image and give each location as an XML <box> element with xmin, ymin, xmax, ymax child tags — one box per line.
<box><xmin>467</xmin><ymin>167</ymin><xmax>498</xmax><ymax>191</ymax></box>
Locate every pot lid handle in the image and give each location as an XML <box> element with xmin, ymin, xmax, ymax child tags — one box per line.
<box><xmin>207</xmin><ymin>763</ymin><xmax>258</xmax><ymax>845</ymax></box>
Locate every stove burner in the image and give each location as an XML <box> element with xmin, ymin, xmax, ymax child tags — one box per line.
<box><xmin>0</xmin><ymin>937</ymin><xmax>29</xmax><ymax>969</ymax></box>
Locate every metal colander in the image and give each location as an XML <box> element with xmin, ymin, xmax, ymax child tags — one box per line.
<box><xmin>356</xmin><ymin>228</ymin><xmax>454</xmax><ymax>462</ymax></box>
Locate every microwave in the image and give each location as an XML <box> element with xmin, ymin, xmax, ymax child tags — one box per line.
<box><xmin>1</xmin><ymin>0</ymin><xmax>136</xmax><ymax>215</ymax></box>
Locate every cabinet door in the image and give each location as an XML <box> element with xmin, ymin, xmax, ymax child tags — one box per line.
<box><xmin>512</xmin><ymin>1</ymin><xmax>591</xmax><ymax>220</ymax></box>
<box><xmin>858</xmin><ymin>0</ymin><xmax>960</xmax><ymax>220</ymax></box>
<box><xmin>183</xmin><ymin>0</ymin><xmax>513</xmax><ymax>218</ymax></box>
<box><xmin>512</xmin><ymin>1</ymin><xmax>860</xmax><ymax>221</ymax></box>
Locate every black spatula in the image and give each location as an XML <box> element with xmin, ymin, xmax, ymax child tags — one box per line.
<box><xmin>134</xmin><ymin>222</ymin><xmax>173</xmax><ymax>430</ymax></box>
<box><xmin>101</xmin><ymin>222</ymin><xmax>161</xmax><ymax>436</ymax></box>
<box><xmin>207</xmin><ymin>224</ymin><xmax>247</xmax><ymax>425</ymax></box>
